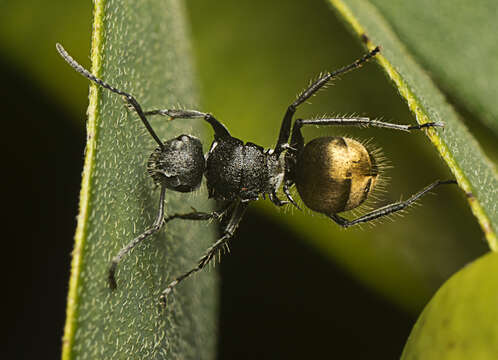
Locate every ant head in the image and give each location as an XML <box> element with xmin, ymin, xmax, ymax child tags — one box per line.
<box><xmin>147</xmin><ymin>135</ymin><xmax>205</xmax><ymax>192</ymax></box>
<box><xmin>293</xmin><ymin>136</ymin><xmax>380</xmax><ymax>215</ymax></box>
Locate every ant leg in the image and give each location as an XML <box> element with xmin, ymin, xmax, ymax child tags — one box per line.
<box><xmin>144</xmin><ymin>109</ymin><xmax>231</xmax><ymax>140</ymax></box>
<box><xmin>329</xmin><ymin>180</ymin><xmax>456</xmax><ymax>228</ymax></box>
<box><xmin>269</xmin><ymin>192</ymin><xmax>289</xmax><ymax>207</ymax></box>
<box><xmin>56</xmin><ymin>43</ymin><xmax>164</xmax><ymax>148</ymax></box>
<box><xmin>108</xmin><ymin>185</ymin><xmax>167</xmax><ymax>289</ymax></box>
<box><xmin>159</xmin><ymin>201</ymin><xmax>249</xmax><ymax>306</ymax></box>
<box><xmin>283</xmin><ymin>182</ymin><xmax>301</xmax><ymax>210</ymax></box>
<box><xmin>274</xmin><ymin>46</ymin><xmax>380</xmax><ymax>155</ymax></box>
<box><xmin>164</xmin><ymin>202</ymin><xmax>233</xmax><ymax>223</ymax></box>
<box><xmin>293</xmin><ymin>117</ymin><xmax>443</xmax><ymax>133</ymax></box>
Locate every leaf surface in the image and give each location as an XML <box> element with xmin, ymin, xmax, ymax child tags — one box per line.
<box><xmin>62</xmin><ymin>1</ymin><xmax>217</xmax><ymax>359</ymax></box>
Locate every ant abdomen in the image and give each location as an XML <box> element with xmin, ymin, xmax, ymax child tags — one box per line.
<box><xmin>294</xmin><ymin>136</ymin><xmax>379</xmax><ymax>215</ymax></box>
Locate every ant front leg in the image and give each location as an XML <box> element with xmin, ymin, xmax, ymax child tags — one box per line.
<box><xmin>144</xmin><ymin>108</ymin><xmax>232</xmax><ymax>140</ymax></box>
<box><xmin>329</xmin><ymin>180</ymin><xmax>456</xmax><ymax>227</ymax></box>
<box><xmin>108</xmin><ymin>185</ymin><xmax>167</xmax><ymax>290</ymax></box>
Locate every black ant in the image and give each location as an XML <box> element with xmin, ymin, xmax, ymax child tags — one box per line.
<box><xmin>56</xmin><ymin>43</ymin><xmax>455</xmax><ymax>306</ymax></box>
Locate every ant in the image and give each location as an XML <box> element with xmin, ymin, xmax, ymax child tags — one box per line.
<box><xmin>56</xmin><ymin>43</ymin><xmax>455</xmax><ymax>306</ymax></box>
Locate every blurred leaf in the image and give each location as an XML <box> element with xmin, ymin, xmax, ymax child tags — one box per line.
<box><xmin>368</xmin><ymin>0</ymin><xmax>498</xmax><ymax>136</ymax></box>
<box><xmin>401</xmin><ymin>251</ymin><xmax>498</xmax><ymax>360</ymax></box>
<box><xmin>62</xmin><ymin>0</ymin><xmax>217</xmax><ymax>359</ymax></box>
<box><xmin>329</xmin><ymin>0</ymin><xmax>498</xmax><ymax>249</ymax></box>
<box><xmin>0</xmin><ymin>0</ymin><xmax>92</xmax><ymax>114</ymax></box>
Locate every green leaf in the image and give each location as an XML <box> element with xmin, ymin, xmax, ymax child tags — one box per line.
<box><xmin>62</xmin><ymin>1</ymin><xmax>217</xmax><ymax>359</ymax></box>
<box><xmin>401</xmin><ymin>251</ymin><xmax>498</xmax><ymax>359</ymax></box>
<box><xmin>328</xmin><ymin>0</ymin><xmax>498</xmax><ymax>249</ymax></box>
<box><xmin>366</xmin><ymin>0</ymin><xmax>498</xmax><ymax>136</ymax></box>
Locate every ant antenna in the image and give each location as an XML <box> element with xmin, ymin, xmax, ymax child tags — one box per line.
<box><xmin>56</xmin><ymin>43</ymin><xmax>164</xmax><ymax>148</ymax></box>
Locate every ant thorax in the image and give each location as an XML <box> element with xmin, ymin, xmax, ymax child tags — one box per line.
<box><xmin>205</xmin><ymin>136</ymin><xmax>285</xmax><ymax>201</ymax></box>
